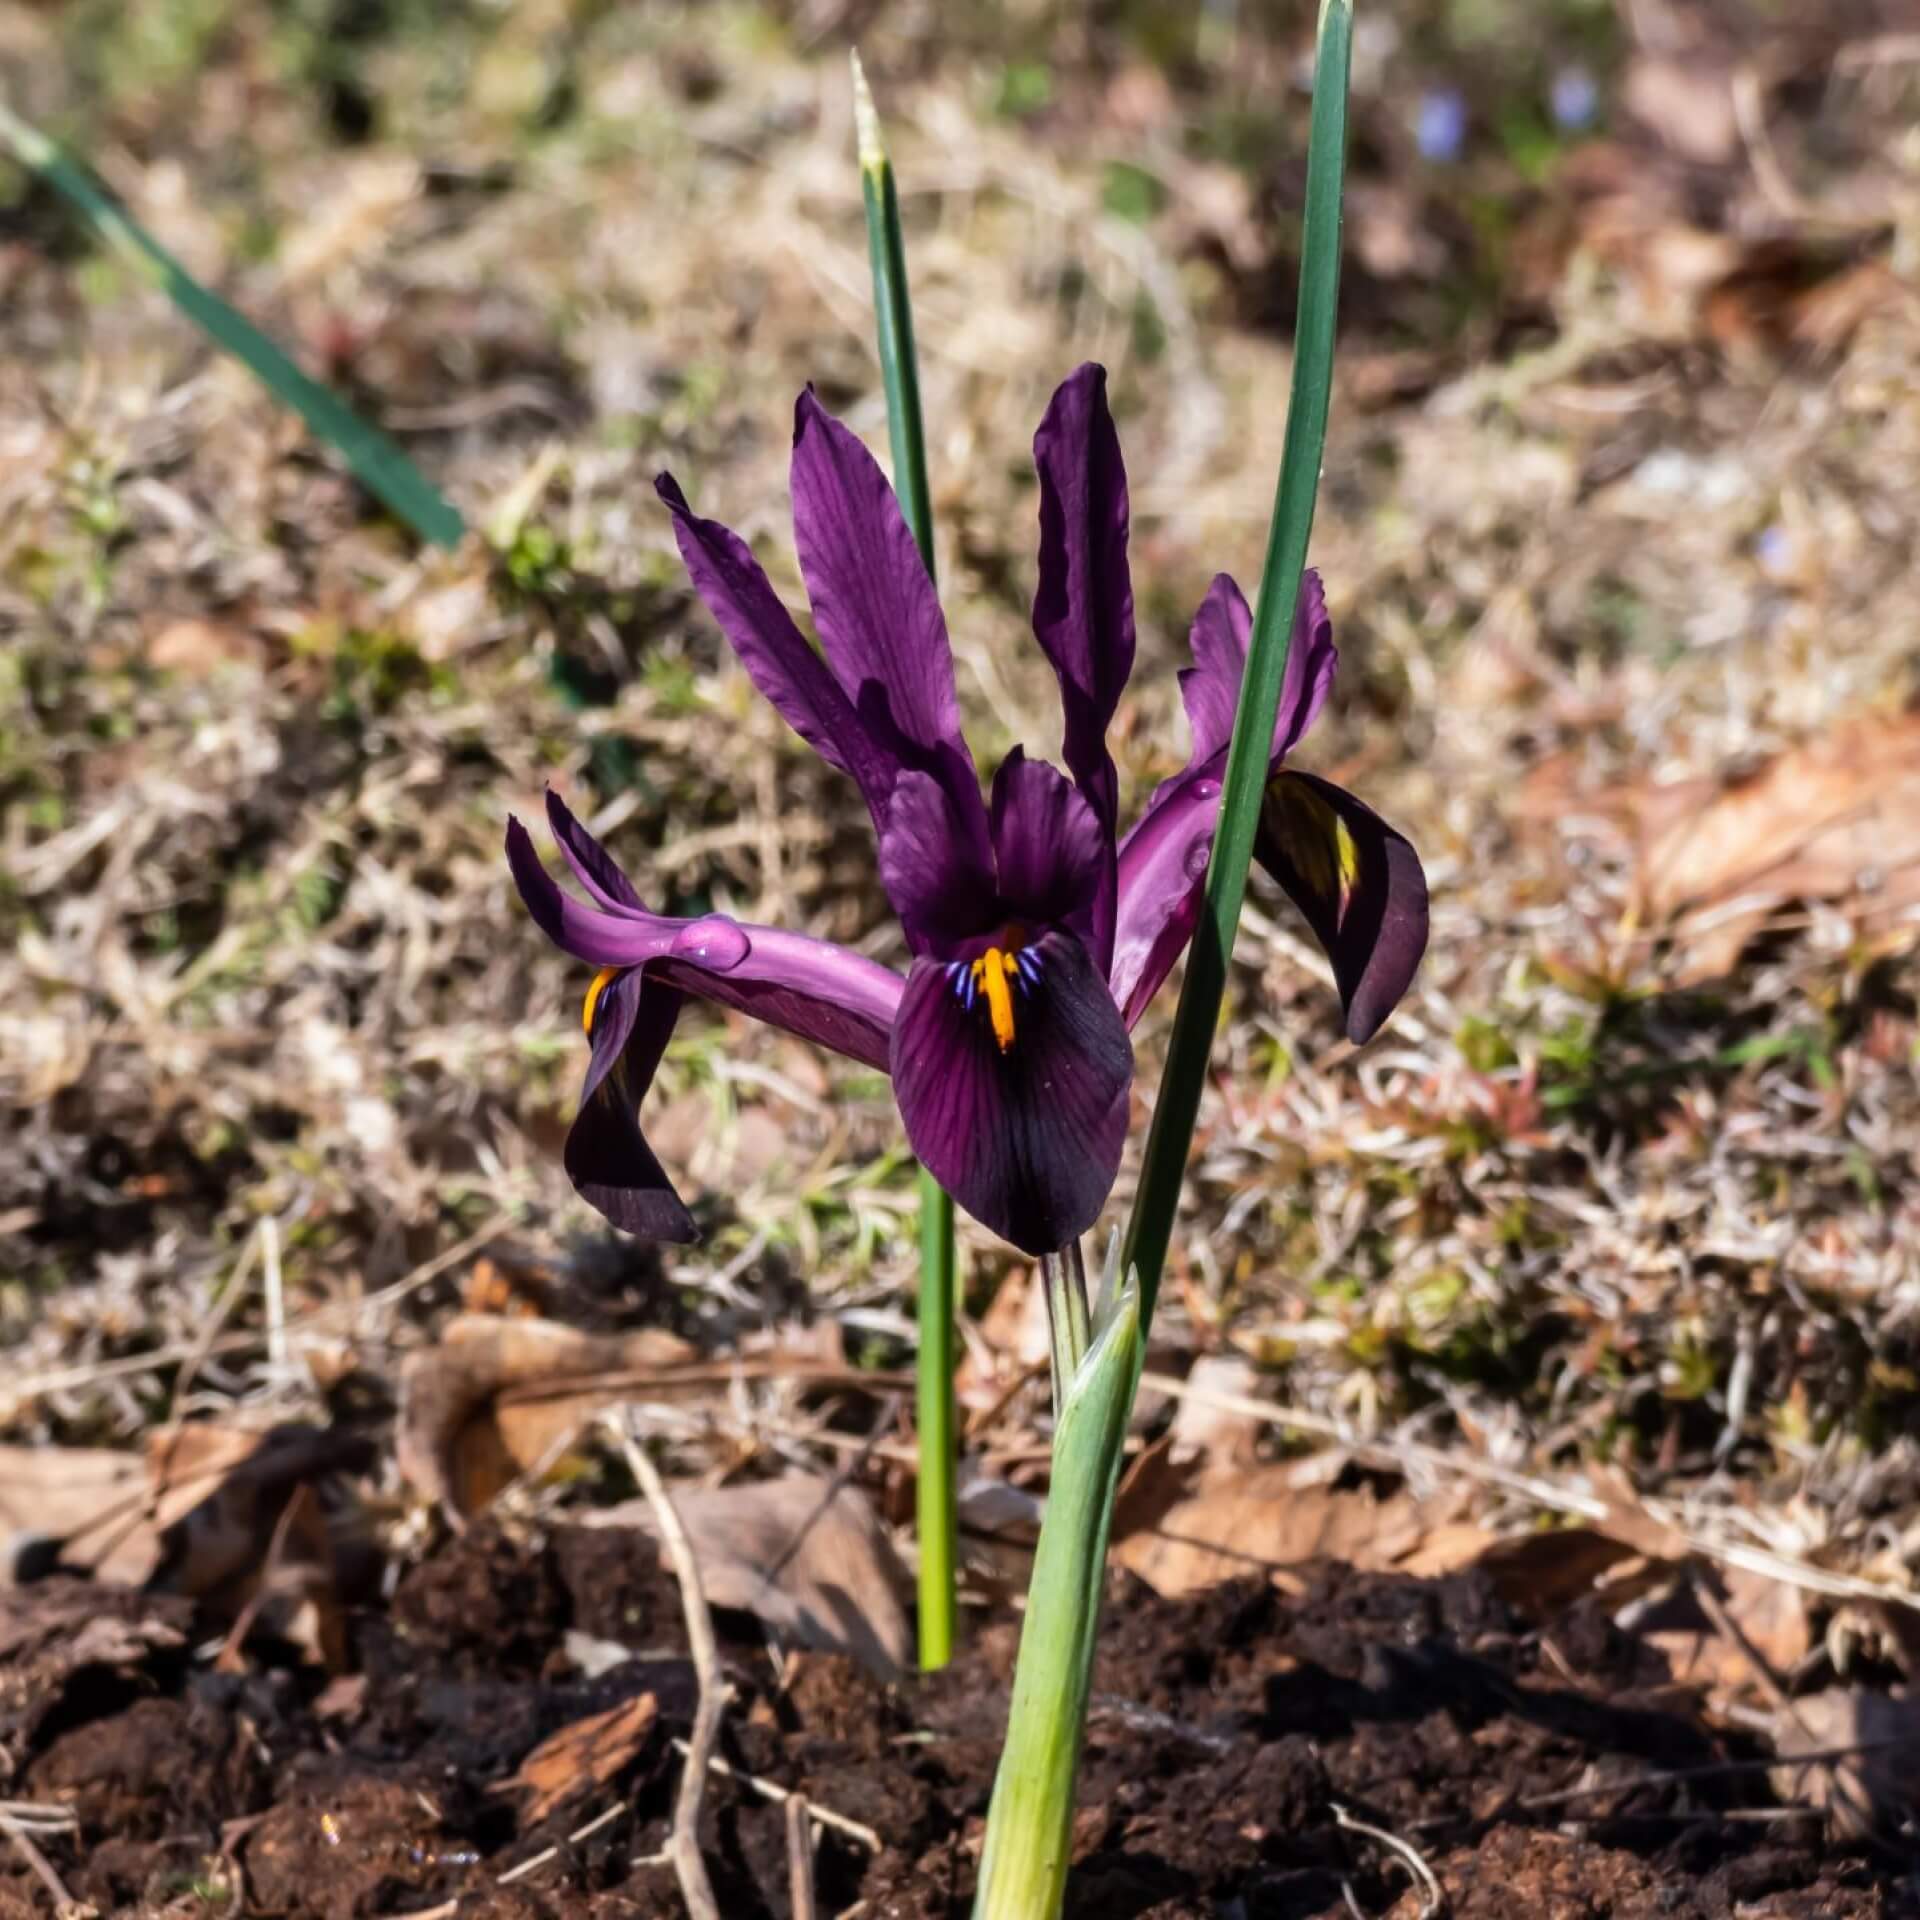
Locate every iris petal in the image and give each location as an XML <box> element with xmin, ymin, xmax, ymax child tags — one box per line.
<box><xmin>656</xmin><ymin>473</ymin><xmax>896</xmax><ymax>827</ymax></box>
<box><xmin>1178</xmin><ymin>570</ymin><xmax>1335</xmax><ymax>767</ymax></box>
<box><xmin>1032</xmin><ymin>363</ymin><xmax>1135</xmax><ymax>964</ymax></box>
<box><xmin>789</xmin><ymin>390</ymin><xmax>992</xmax><ymax>872</ymax></box>
<box><xmin>1255</xmin><ymin>771</ymin><xmax>1429</xmax><ymax>1044</ymax></box>
<box><xmin>509</xmin><ymin>800</ymin><xmax>903</xmax><ymax>1067</ymax></box>
<box><xmin>989</xmin><ymin>748</ymin><xmax>1107</xmax><ymax>949</ymax></box>
<box><xmin>891</xmin><ymin>928</ymin><xmax>1132</xmax><ymax>1256</ymax></box>
<box><xmin>1110</xmin><ymin>569</ymin><xmax>1337</xmax><ymax>1026</ymax></box>
<box><xmin>566</xmin><ymin>966</ymin><xmax>697</xmax><ymax>1241</ymax></box>
<box><xmin>877</xmin><ymin>770</ymin><xmax>999</xmax><ymax>954</ymax></box>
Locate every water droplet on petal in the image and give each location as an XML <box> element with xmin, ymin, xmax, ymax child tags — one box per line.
<box><xmin>670</xmin><ymin>915</ymin><xmax>750</xmax><ymax>971</ymax></box>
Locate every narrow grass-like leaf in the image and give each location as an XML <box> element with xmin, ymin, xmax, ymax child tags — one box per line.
<box><xmin>0</xmin><ymin>104</ymin><xmax>464</xmax><ymax>551</ymax></box>
<box><xmin>971</xmin><ymin>1279</ymin><xmax>1141</xmax><ymax>1920</ymax></box>
<box><xmin>851</xmin><ymin>51</ymin><xmax>958</xmax><ymax>1672</ymax></box>
<box><xmin>969</xmin><ymin>14</ymin><xmax>1355</xmax><ymax>1912</ymax></box>
<box><xmin>1122</xmin><ymin>0</ymin><xmax>1353</xmax><ymax>1331</ymax></box>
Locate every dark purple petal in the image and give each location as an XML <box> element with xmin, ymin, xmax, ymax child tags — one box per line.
<box><xmin>509</xmin><ymin>812</ymin><xmax>647</xmax><ymax>966</ymax></box>
<box><xmin>652</xmin><ymin>954</ymin><xmax>895</xmax><ymax>1071</ymax></box>
<box><xmin>989</xmin><ymin>748</ymin><xmax>1107</xmax><ymax>949</ymax></box>
<box><xmin>1108</xmin><ymin>755</ymin><xmax>1222</xmax><ymax>1028</ymax></box>
<box><xmin>508</xmin><ymin>809</ymin><xmax>903</xmax><ymax>1066</ymax></box>
<box><xmin>1031</xmin><ymin>364</ymin><xmax>1134</xmax><ymax>960</ymax></box>
<box><xmin>890</xmin><ymin>927</ymin><xmax>1132</xmax><ymax>1255</ymax></box>
<box><xmin>876</xmin><ymin>770</ymin><xmax>999</xmax><ymax>955</ymax></box>
<box><xmin>1179</xmin><ymin>570</ymin><xmax>1335</xmax><ymax>766</ymax></box>
<box><xmin>788</xmin><ymin>390</ymin><xmax>992</xmax><ymax>869</ymax></box>
<box><xmin>1109</xmin><ymin>569</ymin><xmax>1339</xmax><ymax>1026</ymax></box>
<box><xmin>566</xmin><ymin>966</ymin><xmax>697</xmax><ymax>1240</ymax></box>
<box><xmin>656</xmin><ymin>473</ymin><xmax>895</xmax><ymax>826</ymax></box>
<box><xmin>1254</xmin><ymin>771</ymin><xmax>1429</xmax><ymax>1044</ymax></box>
<box><xmin>545</xmin><ymin>787</ymin><xmax>646</xmax><ymax>912</ymax></box>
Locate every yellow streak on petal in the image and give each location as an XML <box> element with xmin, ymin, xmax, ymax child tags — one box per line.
<box><xmin>581</xmin><ymin>966</ymin><xmax>620</xmax><ymax>1037</ymax></box>
<box><xmin>971</xmin><ymin>948</ymin><xmax>1018</xmax><ymax>1054</ymax></box>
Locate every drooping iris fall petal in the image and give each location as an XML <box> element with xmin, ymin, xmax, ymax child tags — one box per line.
<box><xmin>509</xmin><ymin>795</ymin><xmax>908</xmax><ymax>1232</ymax></box>
<box><xmin>890</xmin><ymin>928</ymin><xmax>1132</xmax><ymax>1256</ymax></box>
<box><xmin>567</xmin><ymin>966</ymin><xmax>695</xmax><ymax>1241</ymax></box>
<box><xmin>1255</xmin><ymin>770</ymin><xmax>1429</xmax><ymax>1043</ymax></box>
<box><xmin>510</xmin><ymin>795</ymin><xmax>901</xmax><ymax>1068</ymax></box>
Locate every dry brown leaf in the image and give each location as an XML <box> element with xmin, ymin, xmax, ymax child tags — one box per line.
<box><xmin>1469</xmin><ymin>1529</ymin><xmax>1646</xmax><ymax>1620</ymax></box>
<box><xmin>1109</xmin><ymin>1442</ymin><xmax>1491</xmax><ymax>1599</ymax></box>
<box><xmin>145</xmin><ymin>616</ymin><xmax>264</xmax><ymax>675</ymax></box>
<box><xmin>397</xmin><ymin>1314</ymin><xmax>903</xmax><ymax>1520</ymax></box>
<box><xmin>586</xmin><ymin>1471</ymin><xmax>911</xmax><ymax>1679</ymax></box>
<box><xmin>506</xmin><ymin>1692</ymin><xmax>659</xmax><ymax>1825</ymax></box>
<box><xmin>1770</xmin><ymin>1687</ymin><xmax>1920</xmax><ymax>1837</ymax></box>
<box><xmin>1</xmin><ymin>1424</ymin><xmax>372</xmax><ymax>1607</ymax></box>
<box><xmin>1622</xmin><ymin>711</ymin><xmax>1920</xmax><ymax>983</ymax></box>
<box><xmin>1648</xmin><ymin>1566</ymin><xmax>1812</xmax><ymax>1701</ymax></box>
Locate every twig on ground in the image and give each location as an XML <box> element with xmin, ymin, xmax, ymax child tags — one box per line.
<box><xmin>666</xmin><ymin>1740</ymin><xmax>882</xmax><ymax>1851</ymax></box>
<box><xmin>0</xmin><ymin>1804</ymin><xmax>83</xmax><ymax>1915</ymax></box>
<box><xmin>1506</xmin><ymin>1741</ymin><xmax>1909</xmax><ymax>1817</ymax></box>
<box><xmin>495</xmin><ymin>1799</ymin><xmax>627</xmax><ymax>1886</ymax></box>
<box><xmin>786</xmin><ymin>1792</ymin><xmax>817</xmax><ymax>1920</ymax></box>
<box><xmin>614</xmin><ymin>1414</ymin><xmax>727</xmax><ymax>1920</ymax></box>
<box><xmin>1333</xmin><ymin>1801</ymin><xmax>1445</xmax><ymax>1920</ymax></box>
<box><xmin>261</xmin><ymin>1213</ymin><xmax>288</xmax><ymax>1377</ymax></box>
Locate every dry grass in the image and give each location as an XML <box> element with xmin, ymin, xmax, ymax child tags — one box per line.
<box><xmin>3</xmin><ymin>0</ymin><xmax>1919</xmax><ymax>1598</ymax></box>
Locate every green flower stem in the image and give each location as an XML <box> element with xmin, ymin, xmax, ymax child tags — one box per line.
<box><xmin>1122</xmin><ymin>0</ymin><xmax>1353</xmax><ymax>1335</ymax></box>
<box><xmin>915</xmin><ymin>1170</ymin><xmax>959</xmax><ymax>1670</ymax></box>
<box><xmin>851</xmin><ymin>51</ymin><xmax>958</xmax><ymax>1672</ymax></box>
<box><xmin>0</xmin><ymin>104</ymin><xmax>462</xmax><ymax>551</ymax></box>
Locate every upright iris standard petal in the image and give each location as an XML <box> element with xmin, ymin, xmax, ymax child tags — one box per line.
<box><xmin>890</xmin><ymin>929</ymin><xmax>1132</xmax><ymax>1257</ymax></box>
<box><xmin>789</xmin><ymin>391</ymin><xmax>992</xmax><ymax>874</ymax></box>
<box><xmin>1254</xmin><ymin>771</ymin><xmax>1429</xmax><ymax>1044</ymax></box>
<box><xmin>1178</xmin><ymin>570</ymin><xmax>1335</xmax><ymax>767</ymax></box>
<box><xmin>877</xmin><ymin>770</ymin><xmax>1000</xmax><ymax>954</ymax></box>
<box><xmin>1031</xmin><ymin>364</ymin><xmax>1134</xmax><ymax>965</ymax></box>
<box><xmin>566</xmin><ymin>966</ymin><xmax>696</xmax><ymax>1241</ymax></box>
<box><xmin>989</xmin><ymin>749</ymin><xmax>1106</xmax><ymax>950</ymax></box>
<box><xmin>1109</xmin><ymin>570</ymin><xmax>1337</xmax><ymax>1025</ymax></box>
<box><xmin>655</xmin><ymin>473</ymin><xmax>897</xmax><ymax>827</ymax></box>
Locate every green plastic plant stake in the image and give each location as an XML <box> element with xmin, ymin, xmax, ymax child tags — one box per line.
<box><xmin>0</xmin><ymin>104</ymin><xmax>464</xmax><ymax>551</ymax></box>
<box><xmin>852</xmin><ymin>52</ymin><xmax>958</xmax><ymax>1673</ymax></box>
<box><xmin>970</xmin><ymin>6</ymin><xmax>1354</xmax><ymax>1912</ymax></box>
<box><xmin>1122</xmin><ymin>0</ymin><xmax>1353</xmax><ymax>1334</ymax></box>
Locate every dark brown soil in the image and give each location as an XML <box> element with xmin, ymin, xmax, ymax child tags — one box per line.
<box><xmin>2</xmin><ymin>1529</ymin><xmax>1912</xmax><ymax>1920</ymax></box>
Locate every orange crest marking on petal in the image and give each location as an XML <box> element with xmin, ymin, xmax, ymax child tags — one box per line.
<box><xmin>970</xmin><ymin>948</ymin><xmax>1019</xmax><ymax>1053</ymax></box>
<box><xmin>581</xmin><ymin>966</ymin><xmax>620</xmax><ymax>1036</ymax></box>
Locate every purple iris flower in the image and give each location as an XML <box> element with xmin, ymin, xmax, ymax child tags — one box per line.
<box><xmin>507</xmin><ymin>366</ymin><xmax>1427</xmax><ymax>1257</ymax></box>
